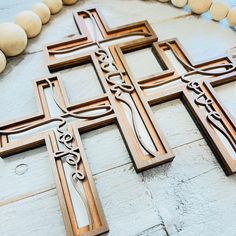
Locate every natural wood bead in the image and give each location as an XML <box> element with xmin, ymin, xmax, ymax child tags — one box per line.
<box><xmin>62</xmin><ymin>0</ymin><xmax>78</xmax><ymax>5</ymax></box>
<box><xmin>227</xmin><ymin>7</ymin><xmax>236</xmax><ymax>26</ymax></box>
<box><xmin>43</xmin><ymin>0</ymin><xmax>63</xmax><ymax>14</ymax></box>
<box><xmin>188</xmin><ymin>0</ymin><xmax>212</xmax><ymax>14</ymax></box>
<box><xmin>210</xmin><ymin>2</ymin><xmax>229</xmax><ymax>21</ymax></box>
<box><xmin>171</xmin><ymin>0</ymin><xmax>187</xmax><ymax>8</ymax></box>
<box><xmin>32</xmin><ymin>3</ymin><xmax>51</xmax><ymax>24</ymax></box>
<box><xmin>0</xmin><ymin>23</ymin><xmax>27</xmax><ymax>56</ymax></box>
<box><xmin>158</xmin><ymin>0</ymin><xmax>170</xmax><ymax>2</ymax></box>
<box><xmin>0</xmin><ymin>50</ymin><xmax>6</xmax><ymax>73</ymax></box>
<box><xmin>15</xmin><ymin>11</ymin><xmax>42</xmax><ymax>38</ymax></box>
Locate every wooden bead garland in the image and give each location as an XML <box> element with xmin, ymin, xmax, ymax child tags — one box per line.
<box><xmin>15</xmin><ymin>11</ymin><xmax>42</xmax><ymax>38</ymax></box>
<box><xmin>0</xmin><ymin>23</ymin><xmax>27</xmax><ymax>57</ymax></box>
<box><xmin>32</xmin><ymin>3</ymin><xmax>51</xmax><ymax>24</ymax></box>
<box><xmin>227</xmin><ymin>7</ymin><xmax>236</xmax><ymax>26</ymax></box>
<box><xmin>62</xmin><ymin>0</ymin><xmax>78</xmax><ymax>5</ymax></box>
<box><xmin>0</xmin><ymin>0</ymin><xmax>80</xmax><ymax>73</ymax></box>
<box><xmin>157</xmin><ymin>0</ymin><xmax>236</xmax><ymax>26</ymax></box>
<box><xmin>171</xmin><ymin>0</ymin><xmax>187</xmax><ymax>8</ymax></box>
<box><xmin>0</xmin><ymin>50</ymin><xmax>7</xmax><ymax>73</ymax></box>
<box><xmin>43</xmin><ymin>0</ymin><xmax>63</xmax><ymax>15</ymax></box>
<box><xmin>210</xmin><ymin>2</ymin><xmax>229</xmax><ymax>21</ymax></box>
<box><xmin>188</xmin><ymin>0</ymin><xmax>212</xmax><ymax>14</ymax></box>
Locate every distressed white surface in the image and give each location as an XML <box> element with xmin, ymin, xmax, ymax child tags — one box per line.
<box><xmin>125</xmin><ymin>47</ymin><xmax>163</xmax><ymax>80</ymax></box>
<box><xmin>81</xmin><ymin>124</ymin><xmax>131</xmax><ymax>175</ymax></box>
<box><xmin>0</xmin><ymin>0</ymin><xmax>236</xmax><ymax>236</ymax></box>
<box><xmin>152</xmin><ymin>99</ymin><xmax>202</xmax><ymax>149</ymax></box>
<box><xmin>0</xmin><ymin>146</ymin><xmax>54</xmax><ymax>203</ymax></box>
<box><xmin>0</xmin><ymin>189</ymin><xmax>66</xmax><ymax>236</ymax></box>
<box><xmin>214</xmin><ymin>81</ymin><xmax>236</xmax><ymax>120</ymax></box>
<box><xmin>60</xmin><ymin>63</ymin><xmax>104</xmax><ymax>105</ymax></box>
<box><xmin>94</xmin><ymin>164</ymin><xmax>163</xmax><ymax>236</ymax></box>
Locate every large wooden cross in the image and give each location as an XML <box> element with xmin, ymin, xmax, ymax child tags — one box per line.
<box><xmin>1</xmin><ymin>7</ymin><xmax>236</xmax><ymax>236</ymax></box>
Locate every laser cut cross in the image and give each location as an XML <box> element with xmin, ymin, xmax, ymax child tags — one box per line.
<box><xmin>45</xmin><ymin>8</ymin><xmax>175</xmax><ymax>172</ymax></box>
<box><xmin>0</xmin><ymin>75</ymin><xmax>111</xmax><ymax>235</ymax></box>
<box><xmin>1</xmin><ymin>7</ymin><xmax>236</xmax><ymax>236</ymax></box>
<box><xmin>44</xmin><ymin>8</ymin><xmax>236</xmax><ymax>175</ymax></box>
<box><xmin>132</xmin><ymin>39</ymin><xmax>236</xmax><ymax>175</ymax></box>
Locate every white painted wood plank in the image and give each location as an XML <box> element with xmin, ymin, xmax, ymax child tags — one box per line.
<box><xmin>124</xmin><ymin>47</ymin><xmax>165</xmax><ymax>81</ymax></box>
<box><xmin>152</xmin><ymin>99</ymin><xmax>202</xmax><ymax>149</ymax></box>
<box><xmin>214</xmin><ymin>80</ymin><xmax>236</xmax><ymax>120</ymax></box>
<box><xmin>0</xmin><ymin>189</ymin><xmax>66</xmax><ymax>236</ymax></box>
<box><xmin>60</xmin><ymin>63</ymin><xmax>104</xmax><ymax>105</ymax></box>
<box><xmin>0</xmin><ymin>146</ymin><xmax>55</xmax><ymax>203</ymax></box>
<box><xmin>136</xmin><ymin>224</ymin><xmax>167</xmax><ymax>236</ymax></box>
<box><xmin>88</xmin><ymin>0</ymin><xmax>189</xmax><ymax>27</ymax></box>
<box><xmin>81</xmin><ymin>124</ymin><xmax>130</xmax><ymax>175</ymax></box>
<box><xmin>0</xmin><ymin>52</ymin><xmax>48</xmax><ymax>124</ymax></box>
<box><xmin>94</xmin><ymin>163</ymin><xmax>162</xmax><ymax>236</ymax></box>
<box><xmin>145</xmin><ymin>167</ymin><xmax>236</xmax><ymax>236</ymax></box>
<box><xmin>152</xmin><ymin>15</ymin><xmax>236</xmax><ymax>61</ymax></box>
<box><xmin>142</xmin><ymin>138</ymin><xmax>235</xmax><ymax>235</ymax></box>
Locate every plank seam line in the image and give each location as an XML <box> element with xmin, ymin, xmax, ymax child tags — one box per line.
<box><xmin>171</xmin><ymin>137</ymin><xmax>204</xmax><ymax>150</ymax></box>
<box><xmin>0</xmin><ymin>185</ymin><xmax>55</xmax><ymax>207</ymax></box>
<box><xmin>93</xmin><ymin>138</ymin><xmax>204</xmax><ymax>177</ymax></box>
<box><xmin>151</xmin><ymin>12</ymin><xmax>192</xmax><ymax>25</ymax></box>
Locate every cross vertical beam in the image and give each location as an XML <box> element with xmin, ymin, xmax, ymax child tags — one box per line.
<box><xmin>44</xmin><ymin>8</ymin><xmax>174</xmax><ymax>172</ymax></box>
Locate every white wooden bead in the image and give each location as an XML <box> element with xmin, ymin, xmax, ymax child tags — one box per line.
<box><xmin>227</xmin><ymin>7</ymin><xmax>236</xmax><ymax>26</ymax></box>
<box><xmin>43</xmin><ymin>0</ymin><xmax>63</xmax><ymax>14</ymax></box>
<box><xmin>15</xmin><ymin>11</ymin><xmax>42</xmax><ymax>38</ymax></box>
<box><xmin>62</xmin><ymin>0</ymin><xmax>77</xmax><ymax>5</ymax></box>
<box><xmin>0</xmin><ymin>50</ymin><xmax>6</xmax><ymax>73</ymax></box>
<box><xmin>171</xmin><ymin>0</ymin><xmax>187</xmax><ymax>8</ymax></box>
<box><xmin>188</xmin><ymin>0</ymin><xmax>212</xmax><ymax>14</ymax></box>
<box><xmin>0</xmin><ymin>23</ymin><xmax>27</xmax><ymax>56</ymax></box>
<box><xmin>32</xmin><ymin>3</ymin><xmax>51</xmax><ymax>24</ymax></box>
<box><xmin>210</xmin><ymin>2</ymin><xmax>229</xmax><ymax>21</ymax></box>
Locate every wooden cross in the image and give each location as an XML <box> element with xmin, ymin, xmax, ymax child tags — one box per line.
<box><xmin>0</xmin><ymin>8</ymin><xmax>173</xmax><ymax>236</ymax></box>
<box><xmin>0</xmin><ymin>75</ymin><xmax>111</xmax><ymax>235</ymax></box>
<box><xmin>45</xmin><ymin>8</ymin><xmax>175</xmax><ymax>172</ymax></box>
<box><xmin>45</xmin><ymin>8</ymin><xmax>236</xmax><ymax>175</ymax></box>
<box><xmin>139</xmin><ymin>39</ymin><xmax>236</xmax><ymax>175</ymax></box>
<box><xmin>1</xmin><ymin>7</ymin><xmax>236</xmax><ymax>236</ymax></box>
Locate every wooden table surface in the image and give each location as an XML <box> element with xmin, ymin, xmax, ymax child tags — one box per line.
<box><xmin>0</xmin><ymin>1</ymin><xmax>236</xmax><ymax>235</ymax></box>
